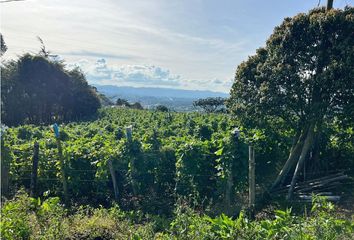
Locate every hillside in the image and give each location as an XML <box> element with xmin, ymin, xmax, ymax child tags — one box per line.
<box><xmin>94</xmin><ymin>84</ymin><xmax>229</xmax><ymax>111</ymax></box>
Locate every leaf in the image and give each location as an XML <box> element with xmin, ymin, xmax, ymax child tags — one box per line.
<box><xmin>214</xmin><ymin>148</ymin><xmax>224</xmax><ymax>156</ymax></box>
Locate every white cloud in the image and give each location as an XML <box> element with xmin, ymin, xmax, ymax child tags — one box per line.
<box><xmin>68</xmin><ymin>58</ymin><xmax>231</xmax><ymax>92</ymax></box>
<box><xmin>69</xmin><ymin>58</ymin><xmax>181</xmax><ymax>87</ymax></box>
<box><xmin>1</xmin><ymin>0</ymin><xmax>248</xmax><ymax>92</ymax></box>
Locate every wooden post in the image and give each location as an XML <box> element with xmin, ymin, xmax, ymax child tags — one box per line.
<box><xmin>248</xmin><ymin>145</ymin><xmax>255</xmax><ymax>214</ymax></box>
<box><xmin>1</xmin><ymin>158</ymin><xmax>10</xmax><ymax>197</ymax></box>
<box><xmin>53</xmin><ymin>123</ymin><xmax>69</xmax><ymax>204</ymax></box>
<box><xmin>126</xmin><ymin>125</ymin><xmax>132</xmax><ymax>142</ymax></box>
<box><xmin>126</xmin><ymin>125</ymin><xmax>137</xmax><ymax>195</ymax></box>
<box><xmin>224</xmin><ymin>164</ymin><xmax>233</xmax><ymax>214</ymax></box>
<box><xmin>108</xmin><ymin>160</ymin><xmax>119</xmax><ymax>201</ymax></box>
<box><xmin>56</xmin><ymin>138</ymin><xmax>69</xmax><ymax>204</ymax></box>
<box><xmin>30</xmin><ymin>141</ymin><xmax>39</xmax><ymax>197</ymax></box>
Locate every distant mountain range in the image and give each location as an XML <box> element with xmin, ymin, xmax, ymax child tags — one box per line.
<box><xmin>93</xmin><ymin>84</ymin><xmax>229</xmax><ymax>111</ymax></box>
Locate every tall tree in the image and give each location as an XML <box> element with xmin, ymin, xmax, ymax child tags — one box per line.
<box><xmin>227</xmin><ymin>7</ymin><xmax>353</xmax><ymax>198</ymax></box>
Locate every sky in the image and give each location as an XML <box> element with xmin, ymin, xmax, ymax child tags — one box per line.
<box><xmin>1</xmin><ymin>0</ymin><xmax>352</xmax><ymax>93</ymax></box>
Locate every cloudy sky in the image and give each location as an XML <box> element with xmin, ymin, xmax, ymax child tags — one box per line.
<box><xmin>1</xmin><ymin>0</ymin><xmax>352</xmax><ymax>92</ymax></box>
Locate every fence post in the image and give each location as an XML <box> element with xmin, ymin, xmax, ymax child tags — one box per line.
<box><xmin>30</xmin><ymin>141</ymin><xmax>39</xmax><ymax>197</ymax></box>
<box><xmin>126</xmin><ymin>125</ymin><xmax>137</xmax><ymax>195</ymax></box>
<box><xmin>126</xmin><ymin>125</ymin><xmax>132</xmax><ymax>142</ymax></box>
<box><xmin>249</xmin><ymin>145</ymin><xmax>255</xmax><ymax>217</ymax></box>
<box><xmin>108</xmin><ymin>160</ymin><xmax>119</xmax><ymax>201</ymax></box>
<box><xmin>53</xmin><ymin>123</ymin><xmax>69</xmax><ymax>204</ymax></box>
<box><xmin>1</xmin><ymin>157</ymin><xmax>10</xmax><ymax>197</ymax></box>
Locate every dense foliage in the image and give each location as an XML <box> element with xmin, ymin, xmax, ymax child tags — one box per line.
<box><xmin>228</xmin><ymin>7</ymin><xmax>354</xmax><ymax>193</ymax></box>
<box><xmin>2</xmin><ymin>108</ymin><xmax>352</xmax><ymax>213</ymax></box>
<box><xmin>1</xmin><ymin>191</ymin><xmax>353</xmax><ymax>239</ymax></box>
<box><xmin>1</xmin><ymin>54</ymin><xmax>101</xmax><ymax>126</ymax></box>
<box><xmin>1</xmin><ymin>108</ymin><xmax>247</xmax><ymax>213</ymax></box>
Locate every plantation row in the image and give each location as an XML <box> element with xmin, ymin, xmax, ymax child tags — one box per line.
<box><xmin>2</xmin><ymin>108</ymin><xmax>281</xmax><ymax>213</ymax></box>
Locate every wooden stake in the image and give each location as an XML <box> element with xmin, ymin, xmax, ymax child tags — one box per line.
<box><xmin>56</xmin><ymin>138</ymin><xmax>69</xmax><ymax>203</ymax></box>
<box><xmin>1</xmin><ymin>156</ymin><xmax>10</xmax><ymax>197</ymax></box>
<box><xmin>126</xmin><ymin>125</ymin><xmax>137</xmax><ymax>195</ymax></box>
<box><xmin>126</xmin><ymin>125</ymin><xmax>132</xmax><ymax>142</ymax></box>
<box><xmin>108</xmin><ymin>160</ymin><xmax>119</xmax><ymax>201</ymax></box>
<box><xmin>30</xmin><ymin>141</ymin><xmax>39</xmax><ymax>197</ymax></box>
<box><xmin>224</xmin><ymin>164</ymin><xmax>233</xmax><ymax>214</ymax></box>
<box><xmin>248</xmin><ymin>146</ymin><xmax>255</xmax><ymax>213</ymax></box>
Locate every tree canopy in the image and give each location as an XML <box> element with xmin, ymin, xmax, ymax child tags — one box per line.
<box><xmin>156</xmin><ymin>105</ymin><xmax>169</xmax><ymax>112</ymax></box>
<box><xmin>1</xmin><ymin>54</ymin><xmax>101</xmax><ymax>126</ymax></box>
<box><xmin>193</xmin><ymin>97</ymin><xmax>226</xmax><ymax>113</ymax></box>
<box><xmin>116</xmin><ymin>98</ymin><xmax>130</xmax><ymax>107</ymax></box>
<box><xmin>227</xmin><ymin>7</ymin><xmax>354</xmax><ymax>196</ymax></box>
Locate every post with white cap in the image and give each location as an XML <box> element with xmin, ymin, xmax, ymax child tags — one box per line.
<box><xmin>53</xmin><ymin>123</ymin><xmax>69</xmax><ymax>204</ymax></box>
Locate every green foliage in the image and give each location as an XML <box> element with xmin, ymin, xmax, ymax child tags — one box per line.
<box><xmin>0</xmin><ymin>190</ymin><xmax>33</xmax><ymax>240</ymax></box>
<box><xmin>0</xmin><ymin>191</ymin><xmax>155</xmax><ymax>240</ymax></box>
<box><xmin>2</xmin><ymin>108</ymin><xmax>236</xmax><ymax>211</ymax></box>
<box><xmin>227</xmin><ymin>7</ymin><xmax>354</xmax><ymax>188</ymax></box>
<box><xmin>163</xmin><ymin>197</ymin><xmax>354</xmax><ymax>240</ymax></box>
<box><xmin>2</xmin><ymin>107</ymin><xmax>352</xmax><ymax>214</ymax></box>
<box><xmin>228</xmin><ymin>7</ymin><xmax>354</xmax><ymax>131</ymax></box>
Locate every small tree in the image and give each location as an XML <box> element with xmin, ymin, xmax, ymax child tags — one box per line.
<box><xmin>193</xmin><ymin>97</ymin><xmax>226</xmax><ymax>113</ymax></box>
<box><xmin>1</xmin><ymin>54</ymin><xmax>101</xmax><ymax>125</ymax></box>
<box><xmin>156</xmin><ymin>105</ymin><xmax>169</xmax><ymax>112</ymax></box>
<box><xmin>130</xmin><ymin>102</ymin><xmax>144</xmax><ymax>110</ymax></box>
<box><xmin>116</xmin><ymin>98</ymin><xmax>130</xmax><ymax>107</ymax></box>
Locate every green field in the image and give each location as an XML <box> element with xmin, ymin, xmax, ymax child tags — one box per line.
<box><xmin>1</xmin><ymin>108</ymin><xmax>353</xmax><ymax>239</ymax></box>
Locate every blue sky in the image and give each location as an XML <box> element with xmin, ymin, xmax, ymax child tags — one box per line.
<box><xmin>1</xmin><ymin>0</ymin><xmax>352</xmax><ymax>92</ymax></box>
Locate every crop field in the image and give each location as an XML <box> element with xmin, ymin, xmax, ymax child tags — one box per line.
<box><xmin>1</xmin><ymin>108</ymin><xmax>353</xmax><ymax>239</ymax></box>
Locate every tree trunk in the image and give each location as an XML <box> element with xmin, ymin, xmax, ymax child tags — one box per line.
<box><xmin>271</xmin><ymin>128</ymin><xmax>308</xmax><ymax>190</ymax></box>
<box><xmin>287</xmin><ymin>123</ymin><xmax>315</xmax><ymax>199</ymax></box>
<box><xmin>308</xmin><ymin>131</ymin><xmax>322</xmax><ymax>176</ymax></box>
<box><xmin>327</xmin><ymin>0</ymin><xmax>334</xmax><ymax>10</ymax></box>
